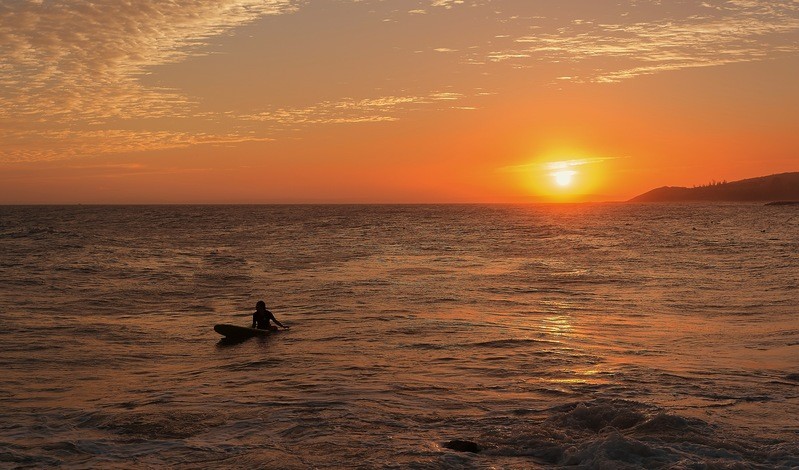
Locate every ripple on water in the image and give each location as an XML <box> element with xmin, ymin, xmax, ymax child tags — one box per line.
<box><xmin>1</xmin><ymin>204</ymin><xmax>797</xmax><ymax>468</ymax></box>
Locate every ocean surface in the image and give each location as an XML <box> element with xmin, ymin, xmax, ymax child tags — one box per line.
<box><xmin>0</xmin><ymin>204</ymin><xmax>797</xmax><ymax>469</ymax></box>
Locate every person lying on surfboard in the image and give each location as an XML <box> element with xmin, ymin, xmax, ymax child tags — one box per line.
<box><xmin>252</xmin><ymin>300</ymin><xmax>289</xmax><ymax>330</ymax></box>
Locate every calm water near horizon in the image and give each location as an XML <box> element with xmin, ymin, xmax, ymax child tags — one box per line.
<box><xmin>1</xmin><ymin>204</ymin><xmax>797</xmax><ymax>468</ymax></box>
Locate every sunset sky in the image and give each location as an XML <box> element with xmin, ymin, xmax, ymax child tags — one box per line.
<box><xmin>1</xmin><ymin>0</ymin><xmax>797</xmax><ymax>203</ymax></box>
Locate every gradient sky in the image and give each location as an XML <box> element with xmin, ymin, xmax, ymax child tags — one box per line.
<box><xmin>1</xmin><ymin>0</ymin><xmax>798</xmax><ymax>203</ymax></box>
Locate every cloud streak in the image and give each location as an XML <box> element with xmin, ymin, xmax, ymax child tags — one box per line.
<box><xmin>241</xmin><ymin>92</ymin><xmax>464</xmax><ymax>125</ymax></box>
<box><xmin>0</xmin><ymin>128</ymin><xmax>274</xmax><ymax>163</ymax></box>
<box><xmin>492</xmin><ymin>0</ymin><xmax>799</xmax><ymax>82</ymax></box>
<box><xmin>0</xmin><ymin>91</ymin><xmax>466</xmax><ymax>162</ymax></box>
<box><xmin>500</xmin><ymin>157</ymin><xmax>619</xmax><ymax>174</ymax></box>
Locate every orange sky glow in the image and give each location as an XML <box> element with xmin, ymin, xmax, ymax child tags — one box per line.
<box><xmin>1</xmin><ymin>1</ymin><xmax>797</xmax><ymax>203</ymax></box>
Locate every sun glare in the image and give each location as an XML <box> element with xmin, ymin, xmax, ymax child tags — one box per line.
<box><xmin>553</xmin><ymin>170</ymin><xmax>576</xmax><ymax>187</ymax></box>
<box><xmin>513</xmin><ymin>154</ymin><xmax>606</xmax><ymax>201</ymax></box>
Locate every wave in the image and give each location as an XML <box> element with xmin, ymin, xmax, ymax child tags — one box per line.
<box><xmin>448</xmin><ymin>399</ymin><xmax>799</xmax><ymax>468</ymax></box>
<box><xmin>83</xmin><ymin>410</ymin><xmax>227</xmax><ymax>441</ymax></box>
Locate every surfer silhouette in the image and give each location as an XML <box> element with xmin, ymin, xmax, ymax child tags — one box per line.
<box><xmin>252</xmin><ymin>300</ymin><xmax>288</xmax><ymax>330</ymax></box>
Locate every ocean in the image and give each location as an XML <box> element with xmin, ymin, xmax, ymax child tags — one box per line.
<box><xmin>0</xmin><ymin>204</ymin><xmax>797</xmax><ymax>468</ymax></box>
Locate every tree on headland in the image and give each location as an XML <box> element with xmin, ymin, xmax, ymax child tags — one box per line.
<box><xmin>693</xmin><ymin>179</ymin><xmax>728</xmax><ymax>188</ymax></box>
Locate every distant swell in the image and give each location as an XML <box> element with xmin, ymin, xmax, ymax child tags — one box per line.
<box><xmin>471</xmin><ymin>338</ymin><xmax>557</xmax><ymax>348</ymax></box>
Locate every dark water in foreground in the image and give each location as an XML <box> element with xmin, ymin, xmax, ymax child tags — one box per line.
<box><xmin>0</xmin><ymin>204</ymin><xmax>797</xmax><ymax>468</ymax></box>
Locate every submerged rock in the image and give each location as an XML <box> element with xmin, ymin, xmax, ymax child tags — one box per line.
<box><xmin>443</xmin><ymin>439</ymin><xmax>482</xmax><ymax>453</ymax></box>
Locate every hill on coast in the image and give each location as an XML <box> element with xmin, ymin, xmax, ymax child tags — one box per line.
<box><xmin>629</xmin><ymin>172</ymin><xmax>799</xmax><ymax>203</ymax></box>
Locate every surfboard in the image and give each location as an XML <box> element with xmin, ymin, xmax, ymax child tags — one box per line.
<box><xmin>214</xmin><ymin>324</ymin><xmax>276</xmax><ymax>340</ymax></box>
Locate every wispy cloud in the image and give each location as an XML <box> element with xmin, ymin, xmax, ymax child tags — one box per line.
<box><xmin>500</xmin><ymin>157</ymin><xmax>619</xmax><ymax>174</ymax></box>
<box><xmin>430</xmin><ymin>0</ymin><xmax>465</xmax><ymax>9</ymax></box>
<box><xmin>491</xmin><ymin>0</ymin><xmax>799</xmax><ymax>82</ymax></box>
<box><xmin>0</xmin><ymin>91</ymin><xmax>467</xmax><ymax>162</ymax></box>
<box><xmin>0</xmin><ymin>0</ymin><xmax>300</xmax><ymax>163</ymax></box>
<box><xmin>0</xmin><ymin>1</ymin><xmax>478</xmax><ymax>163</ymax></box>
<box><xmin>0</xmin><ymin>128</ymin><xmax>274</xmax><ymax>163</ymax></box>
<box><xmin>240</xmin><ymin>92</ymin><xmax>464</xmax><ymax>125</ymax></box>
<box><xmin>0</xmin><ymin>0</ymin><xmax>296</xmax><ymax>122</ymax></box>
<box><xmin>3</xmin><ymin>0</ymin><xmax>796</xmax><ymax>165</ymax></box>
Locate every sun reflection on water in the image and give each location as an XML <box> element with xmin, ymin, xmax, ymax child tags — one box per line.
<box><xmin>540</xmin><ymin>315</ymin><xmax>574</xmax><ymax>338</ymax></box>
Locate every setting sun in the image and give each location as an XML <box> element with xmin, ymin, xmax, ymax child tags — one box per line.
<box><xmin>553</xmin><ymin>170</ymin><xmax>576</xmax><ymax>187</ymax></box>
<box><xmin>504</xmin><ymin>155</ymin><xmax>612</xmax><ymax>202</ymax></box>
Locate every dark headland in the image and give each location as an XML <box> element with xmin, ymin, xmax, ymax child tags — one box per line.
<box><xmin>629</xmin><ymin>172</ymin><xmax>799</xmax><ymax>203</ymax></box>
